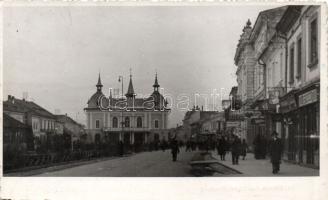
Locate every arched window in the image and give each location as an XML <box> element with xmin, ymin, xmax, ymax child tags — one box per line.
<box><xmin>112</xmin><ymin>117</ymin><xmax>118</xmax><ymax>128</ymax></box>
<box><xmin>137</xmin><ymin>117</ymin><xmax>142</xmax><ymax>128</ymax></box>
<box><xmin>154</xmin><ymin>120</ymin><xmax>159</xmax><ymax>128</ymax></box>
<box><xmin>125</xmin><ymin>117</ymin><xmax>130</xmax><ymax>128</ymax></box>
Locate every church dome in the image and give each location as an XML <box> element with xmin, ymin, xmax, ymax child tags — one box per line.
<box><xmin>86</xmin><ymin>73</ymin><xmax>109</xmax><ymax>109</ymax></box>
<box><xmin>87</xmin><ymin>91</ymin><xmax>103</xmax><ymax>108</ymax></box>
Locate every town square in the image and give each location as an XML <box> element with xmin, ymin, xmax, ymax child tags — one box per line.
<box><xmin>3</xmin><ymin>4</ymin><xmax>322</xmax><ymax>179</ymax></box>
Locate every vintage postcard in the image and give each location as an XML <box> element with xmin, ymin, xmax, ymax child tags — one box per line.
<box><xmin>1</xmin><ymin>1</ymin><xmax>327</xmax><ymax>199</ymax></box>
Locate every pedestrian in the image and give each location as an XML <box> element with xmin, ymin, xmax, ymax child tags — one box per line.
<box><xmin>170</xmin><ymin>139</ymin><xmax>180</xmax><ymax>162</ymax></box>
<box><xmin>118</xmin><ymin>140</ymin><xmax>124</xmax><ymax>157</ymax></box>
<box><xmin>217</xmin><ymin>136</ymin><xmax>227</xmax><ymax>161</ymax></box>
<box><xmin>231</xmin><ymin>135</ymin><xmax>241</xmax><ymax>165</ymax></box>
<box><xmin>269</xmin><ymin>131</ymin><xmax>283</xmax><ymax>174</ymax></box>
<box><xmin>240</xmin><ymin>139</ymin><xmax>248</xmax><ymax>160</ymax></box>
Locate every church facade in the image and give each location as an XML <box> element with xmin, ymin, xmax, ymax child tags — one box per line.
<box><xmin>84</xmin><ymin>73</ymin><xmax>170</xmax><ymax>150</ymax></box>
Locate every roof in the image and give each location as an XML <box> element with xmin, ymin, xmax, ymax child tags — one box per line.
<box><xmin>55</xmin><ymin>114</ymin><xmax>84</xmax><ymax>127</ymax></box>
<box><xmin>125</xmin><ymin>75</ymin><xmax>135</xmax><ymax>97</ymax></box>
<box><xmin>249</xmin><ymin>6</ymin><xmax>288</xmax><ymax>42</ymax></box>
<box><xmin>96</xmin><ymin>73</ymin><xmax>103</xmax><ymax>88</ymax></box>
<box><xmin>86</xmin><ymin>73</ymin><xmax>169</xmax><ymax>111</ymax></box>
<box><xmin>87</xmin><ymin>91</ymin><xmax>104</xmax><ymax>109</ymax></box>
<box><xmin>3</xmin><ymin>113</ymin><xmax>29</xmax><ymax>129</ymax></box>
<box><xmin>4</xmin><ymin>96</ymin><xmax>55</xmax><ymax>119</ymax></box>
<box><xmin>276</xmin><ymin>6</ymin><xmax>303</xmax><ymax>34</ymax></box>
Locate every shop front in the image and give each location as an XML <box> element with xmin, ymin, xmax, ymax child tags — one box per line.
<box><xmin>296</xmin><ymin>83</ymin><xmax>320</xmax><ymax>168</ymax></box>
<box><xmin>279</xmin><ymin>90</ymin><xmax>298</xmax><ymax>162</ymax></box>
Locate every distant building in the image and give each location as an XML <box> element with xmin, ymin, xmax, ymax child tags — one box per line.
<box><xmin>182</xmin><ymin>107</ymin><xmax>221</xmax><ymax>142</ymax></box>
<box><xmin>84</xmin><ymin>73</ymin><xmax>170</xmax><ymax>151</ymax></box>
<box><xmin>55</xmin><ymin>114</ymin><xmax>86</xmax><ymax>145</ymax></box>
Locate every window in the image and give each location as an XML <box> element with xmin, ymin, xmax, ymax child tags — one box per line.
<box><xmin>154</xmin><ymin>120</ymin><xmax>159</xmax><ymax>128</ymax></box>
<box><xmin>289</xmin><ymin>45</ymin><xmax>295</xmax><ymax>84</ymax></box>
<box><xmin>112</xmin><ymin>117</ymin><xmax>118</xmax><ymax>128</ymax></box>
<box><xmin>280</xmin><ymin>53</ymin><xmax>283</xmax><ymax>82</ymax></box>
<box><xmin>125</xmin><ymin>117</ymin><xmax>130</xmax><ymax>128</ymax></box>
<box><xmin>96</xmin><ymin>120</ymin><xmax>100</xmax><ymax>129</ymax></box>
<box><xmin>309</xmin><ymin>17</ymin><xmax>318</xmax><ymax>66</ymax></box>
<box><xmin>297</xmin><ymin>37</ymin><xmax>302</xmax><ymax>79</ymax></box>
<box><xmin>137</xmin><ymin>117</ymin><xmax>142</xmax><ymax>128</ymax></box>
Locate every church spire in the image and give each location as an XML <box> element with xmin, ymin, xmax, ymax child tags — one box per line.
<box><xmin>96</xmin><ymin>73</ymin><xmax>103</xmax><ymax>92</ymax></box>
<box><xmin>125</xmin><ymin>69</ymin><xmax>135</xmax><ymax>98</ymax></box>
<box><xmin>153</xmin><ymin>72</ymin><xmax>160</xmax><ymax>91</ymax></box>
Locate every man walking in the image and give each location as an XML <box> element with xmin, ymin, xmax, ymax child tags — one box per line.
<box><xmin>231</xmin><ymin>135</ymin><xmax>241</xmax><ymax>165</ymax></box>
<box><xmin>171</xmin><ymin>138</ymin><xmax>180</xmax><ymax>162</ymax></box>
<box><xmin>217</xmin><ymin>136</ymin><xmax>227</xmax><ymax>161</ymax></box>
<box><xmin>269</xmin><ymin>131</ymin><xmax>283</xmax><ymax>174</ymax></box>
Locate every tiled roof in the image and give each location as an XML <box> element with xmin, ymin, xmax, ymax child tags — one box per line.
<box><xmin>55</xmin><ymin>114</ymin><xmax>83</xmax><ymax>127</ymax></box>
<box><xmin>4</xmin><ymin>97</ymin><xmax>55</xmax><ymax>119</ymax></box>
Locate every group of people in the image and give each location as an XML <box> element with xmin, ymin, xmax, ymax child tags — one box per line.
<box><xmin>216</xmin><ymin>135</ymin><xmax>248</xmax><ymax>165</ymax></box>
<box><xmin>170</xmin><ymin>131</ymin><xmax>283</xmax><ymax>174</ymax></box>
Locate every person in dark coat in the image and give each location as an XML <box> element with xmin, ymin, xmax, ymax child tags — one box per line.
<box><xmin>269</xmin><ymin>131</ymin><xmax>283</xmax><ymax>174</ymax></box>
<box><xmin>118</xmin><ymin>140</ymin><xmax>124</xmax><ymax>157</ymax></box>
<box><xmin>240</xmin><ymin>139</ymin><xmax>248</xmax><ymax>160</ymax></box>
<box><xmin>217</xmin><ymin>136</ymin><xmax>227</xmax><ymax>161</ymax></box>
<box><xmin>231</xmin><ymin>135</ymin><xmax>242</xmax><ymax>165</ymax></box>
<box><xmin>170</xmin><ymin>139</ymin><xmax>180</xmax><ymax>162</ymax></box>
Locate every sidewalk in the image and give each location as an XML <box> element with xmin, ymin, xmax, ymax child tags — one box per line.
<box><xmin>211</xmin><ymin>151</ymin><xmax>319</xmax><ymax>176</ymax></box>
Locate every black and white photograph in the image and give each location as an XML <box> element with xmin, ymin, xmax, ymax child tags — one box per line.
<box><xmin>1</xmin><ymin>1</ymin><xmax>327</xmax><ymax>199</ymax></box>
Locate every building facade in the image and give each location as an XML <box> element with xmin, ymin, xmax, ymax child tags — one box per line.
<box><xmin>84</xmin><ymin>73</ymin><xmax>170</xmax><ymax>151</ymax></box>
<box><xmin>276</xmin><ymin>5</ymin><xmax>320</xmax><ymax>167</ymax></box>
<box><xmin>3</xmin><ymin>95</ymin><xmax>63</xmax><ymax>150</ymax></box>
<box><xmin>230</xmin><ymin>5</ymin><xmax>320</xmax><ymax>168</ymax></box>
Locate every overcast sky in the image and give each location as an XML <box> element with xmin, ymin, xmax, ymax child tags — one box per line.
<box><xmin>3</xmin><ymin>5</ymin><xmax>277</xmax><ymax>127</ymax></box>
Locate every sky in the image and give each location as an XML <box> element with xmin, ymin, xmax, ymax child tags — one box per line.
<box><xmin>3</xmin><ymin>5</ymin><xmax>277</xmax><ymax>127</ymax></box>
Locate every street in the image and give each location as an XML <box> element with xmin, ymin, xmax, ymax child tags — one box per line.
<box><xmin>33</xmin><ymin>150</ymin><xmax>195</xmax><ymax>177</ymax></box>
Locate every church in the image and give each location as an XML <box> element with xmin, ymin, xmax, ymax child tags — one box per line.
<box><xmin>84</xmin><ymin>72</ymin><xmax>171</xmax><ymax>151</ymax></box>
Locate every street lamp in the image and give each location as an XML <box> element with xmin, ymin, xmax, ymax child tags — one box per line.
<box><xmin>118</xmin><ymin>76</ymin><xmax>124</xmax><ymax>142</ymax></box>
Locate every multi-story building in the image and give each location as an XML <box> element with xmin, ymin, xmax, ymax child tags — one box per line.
<box><xmin>3</xmin><ymin>95</ymin><xmax>62</xmax><ymax>150</ymax></box>
<box><xmin>231</xmin><ymin>5</ymin><xmax>320</xmax><ymax>168</ymax></box>
<box><xmin>234</xmin><ymin>19</ymin><xmax>256</xmax><ymax>144</ymax></box>
<box><xmin>247</xmin><ymin>6</ymin><xmax>287</xmax><ymax>147</ymax></box>
<box><xmin>84</xmin><ymin>73</ymin><xmax>170</xmax><ymax>151</ymax></box>
<box><xmin>276</xmin><ymin>5</ymin><xmax>320</xmax><ymax>167</ymax></box>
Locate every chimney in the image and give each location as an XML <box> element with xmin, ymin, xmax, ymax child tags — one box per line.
<box><xmin>8</xmin><ymin>95</ymin><xmax>11</xmax><ymax>101</ymax></box>
<box><xmin>201</xmin><ymin>105</ymin><xmax>203</xmax><ymax>111</ymax></box>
